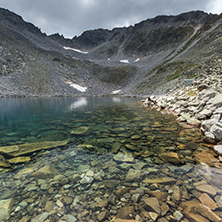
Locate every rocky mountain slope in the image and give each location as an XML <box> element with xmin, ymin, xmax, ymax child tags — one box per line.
<box><xmin>0</xmin><ymin>8</ymin><xmax>222</xmax><ymax>97</ymax></box>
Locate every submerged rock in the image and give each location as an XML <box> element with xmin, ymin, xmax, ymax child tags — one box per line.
<box><xmin>0</xmin><ymin>198</ymin><xmax>14</xmax><ymax>221</ymax></box>
<box><xmin>159</xmin><ymin>152</ymin><xmax>183</xmax><ymax>164</ymax></box>
<box><xmin>8</xmin><ymin>156</ymin><xmax>31</xmax><ymax>164</ymax></box>
<box><xmin>71</xmin><ymin>126</ymin><xmax>92</xmax><ymax>135</ymax></box>
<box><xmin>0</xmin><ymin>140</ymin><xmax>68</xmax><ymax>157</ymax></box>
<box><xmin>31</xmin><ymin>164</ymin><xmax>57</xmax><ymax>179</ymax></box>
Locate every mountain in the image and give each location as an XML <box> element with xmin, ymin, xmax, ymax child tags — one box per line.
<box><xmin>0</xmin><ymin>8</ymin><xmax>222</xmax><ymax>97</ymax></box>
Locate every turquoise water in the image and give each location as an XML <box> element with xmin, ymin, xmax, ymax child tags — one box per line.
<box><xmin>0</xmin><ymin>97</ymin><xmax>221</xmax><ymax>222</ymax></box>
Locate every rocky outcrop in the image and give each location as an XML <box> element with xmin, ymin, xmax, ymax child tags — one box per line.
<box><xmin>143</xmin><ymin>71</ymin><xmax>222</xmax><ymax>160</ymax></box>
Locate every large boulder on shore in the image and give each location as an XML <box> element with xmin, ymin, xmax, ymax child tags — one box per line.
<box><xmin>210</xmin><ymin>122</ymin><xmax>222</xmax><ymax>141</ymax></box>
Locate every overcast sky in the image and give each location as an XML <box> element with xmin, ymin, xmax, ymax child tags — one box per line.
<box><xmin>1</xmin><ymin>0</ymin><xmax>222</xmax><ymax>38</ymax></box>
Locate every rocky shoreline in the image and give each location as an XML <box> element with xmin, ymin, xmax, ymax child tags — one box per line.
<box><xmin>142</xmin><ymin>72</ymin><xmax>222</xmax><ymax>162</ymax></box>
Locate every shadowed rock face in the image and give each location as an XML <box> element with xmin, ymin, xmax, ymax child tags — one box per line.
<box><xmin>0</xmin><ymin>8</ymin><xmax>222</xmax><ymax>96</ymax></box>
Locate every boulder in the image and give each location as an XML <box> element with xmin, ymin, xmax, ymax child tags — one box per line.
<box><xmin>203</xmin><ymin>132</ymin><xmax>216</xmax><ymax>144</ymax></box>
<box><xmin>214</xmin><ymin>145</ymin><xmax>222</xmax><ymax>155</ymax></box>
<box><xmin>201</xmin><ymin>119</ymin><xmax>218</xmax><ymax>132</ymax></box>
<box><xmin>210</xmin><ymin>122</ymin><xmax>222</xmax><ymax>141</ymax></box>
<box><xmin>208</xmin><ymin>93</ymin><xmax>222</xmax><ymax>108</ymax></box>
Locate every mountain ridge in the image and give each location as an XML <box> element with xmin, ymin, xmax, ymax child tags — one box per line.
<box><xmin>0</xmin><ymin>8</ymin><xmax>222</xmax><ymax>97</ymax></box>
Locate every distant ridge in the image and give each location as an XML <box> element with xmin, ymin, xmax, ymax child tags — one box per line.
<box><xmin>0</xmin><ymin>8</ymin><xmax>222</xmax><ymax>96</ymax></box>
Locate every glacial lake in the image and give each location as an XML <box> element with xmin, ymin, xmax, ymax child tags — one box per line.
<box><xmin>0</xmin><ymin>97</ymin><xmax>221</xmax><ymax>222</ymax></box>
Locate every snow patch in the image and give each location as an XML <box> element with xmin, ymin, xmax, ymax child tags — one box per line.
<box><xmin>70</xmin><ymin>97</ymin><xmax>88</xmax><ymax>109</ymax></box>
<box><xmin>63</xmin><ymin>46</ymin><xmax>88</xmax><ymax>54</ymax></box>
<box><xmin>65</xmin><ymin>80</ymin><xmax>87</xmax><ymax>92</ymax></box>
<box><xmin>120</xmin><ymin>59</ymin><xmax>129</xmax><ymax>64</ymax></box>
<box><xmin>112</xmin><ymin>90</ymin><xmax>122</xmax><ymax>94</ymax></box>
<box><xmin>134</xmin><ymin>58</ymin><xmax>140</xmax><ymax>62</ymax></box>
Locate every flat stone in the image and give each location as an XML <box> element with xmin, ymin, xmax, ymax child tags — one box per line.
<box><xmin>56</xmin><ymin>199</ymin><xmax>64</xmax><ymax>208</ymax></box>
<box><xmin>8</xmin><ymin>156</ymin><xmax>31</xmax><ymax>164</ymax></box>
<box><xmin>187</xmin><ymin>117</ymin><xmax>201</xmax><ymax>127</ymax></box>
<box><xmin>0</xmin><ymin>141</ymin><xmax>68</xmax><ymax>157</ymax></box>
<box><xmin>116</xmin><ymin>206</ymin><xmax>135</xmax><ymax>219</ymax></box>
<box><xmin>173</xmin><ymin>211</ymin><xmax>184</xmax><ymax>221</ymax></box>
<box><xmin>142</xmin><ymin>196</ymin><xmax>160</xmax><ymax>214</ymax></box>
<box><xmin>0</xmin><ymin>161</ymin><xmax>11</xmax><ymax>168</ymax></box>
<box><xmin>15</xmin><ymin>167</ymin><xmax>35</xmax><ymax>178</ymax></box>
<box><xmin>31</xmin><ymin>164</ymin><xmax>57</xmax><ymax>179</ymax></box>
<box><xmin>199</xmin><ymin>193</ymin><xmax>218</xmax><ymax>210</ymax></box>
<box><xmin>111</xmin><ymin>127</ymin><xmax>125</xmax><ymax>133</ymax></box>
<box><xmin>71</xmin><ymin>126</ymin><xmax>92</xmax><ymax>135</ymax></box>
<box><xmin>0</xmin><ymin>198</ymin><xmax>14</xmax><ymax>221</ymax></box>
<box><xmin>113</xmin><ymin>153</ymin><xmax>134</xmax><ymax>163</ymax></box>
<box><xmin>31</xmin><ymin>212</ymin><xmax>49</xmax><ymax>222</ymax></box>
<box><xmin>53</xmin><ymin>174</ymin><xmax>69</xmax><ymax>185</ymax></box>
<box><xmin>159</xmin><ymin>152</ymin><xmax>182</xmax><ymax>164</ymax></box>
<box><xmin>196</xmin><ymin>109</ymin><xmax>213</xmax><ymax>120</ymax></box>
<box><xmin>97</xmin><ymin>138</ymin><xmax>115</xmax><ymax>143</ymax></box>
<box><xmin>125</xmin><ymin>144</ymin><xmax>137</xmax><ymax>151</ymax></box>
<box><xmin>98</xmin><ymin>210</ymin><xmax>109</xmax><ymax>221</ymax></box>
<box><xmin>45</xmin><ymin>201</ymin><xmax>54</xmax><ymax>212</ymax></box>
<box><xmin>194</xmin><ymin>152</ymin><xmax>218</xmax><ymax>167</ymax></box>
<box><xmin>208</xmin><ymin>93</ymin><xmax>222</xmax><ymax>108</ymax></box>
<box><xmin>143</xmin><ymin>177</ymin><xmax>176</xmax><ymax>184</ymax></box>
<box><xmin>125</xmin><ymin>169</ymin><xmax>141</xmax><ymax>182</ymax></box>
<box><xmin>172</xmin><ymin>186</ymin><xmax>181</xmax><ymax>202</ymax></box>
<box><xmin>195</xmin><ymin>184</ymin><xmax>217</xmax><ymax>197</ymax></box>
<box><xmin>148</xmin><ymin>212</ymin><xmax>159</xmax><ymax>221</ymax></box>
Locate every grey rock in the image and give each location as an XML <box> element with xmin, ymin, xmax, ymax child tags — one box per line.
<box><xmin>214</xmin><ymin>144</ymin><xmax>222</xmax><ymax>155</ymax></box>
<box><xmin>80</xmin><ymin>175</ymin><xmax>94</xmax><ymax>184</ymax></box>
<box><xmin>210</xmin><ymin>122</ymin><xmax>222</xmax><ymax>141</ymax></box>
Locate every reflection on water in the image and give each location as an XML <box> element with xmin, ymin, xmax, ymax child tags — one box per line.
<box><xmin>69</xmin><ymin>97</ymin><xmax>88</xmax><ymax>110</ymax></box>
<box><xmin>0</xmin><ymin>97</ymin><xmax>221</xmax><ymax>222</ymax></box>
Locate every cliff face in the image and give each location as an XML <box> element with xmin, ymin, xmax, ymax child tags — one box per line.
<box><xmin>0</xmin><ymin>8</ymin><xmax>222</xmax><ymax>97</ymax></box>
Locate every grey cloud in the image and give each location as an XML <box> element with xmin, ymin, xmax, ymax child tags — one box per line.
<box><xmin>0</xmin><ymin>0</ymin><xmax>220</xmax><ymax>38</ymax></box>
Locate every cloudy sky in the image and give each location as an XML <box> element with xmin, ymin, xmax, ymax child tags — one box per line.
<box><xmin>1</xmin><ymin>0</ymin><xmax>222</xmax><ymax>38</ymax></box>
